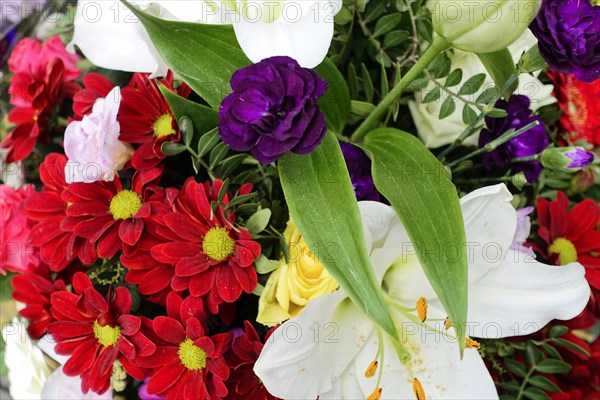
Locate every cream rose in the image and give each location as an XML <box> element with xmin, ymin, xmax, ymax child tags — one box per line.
<box><xmin>257</xmin><ymin>219</ymin><xmax>339</xmax><ymax>326</ymax></box>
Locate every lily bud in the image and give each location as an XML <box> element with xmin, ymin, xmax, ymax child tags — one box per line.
<box><xmin>540</xmin><ymin>147</ymin><xmax>595</xmax><ymax>173</ymax></box>
<box><xmin>428</xmin><ymin>0</ymin><xmax>541</xmax><ymax>53</ymax></box>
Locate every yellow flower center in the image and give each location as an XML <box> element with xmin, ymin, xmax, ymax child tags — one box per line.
<box><xmin>178</xmin><ymin>338</ymin><xmax>207</xmax><ymax>371</ymax></box>
<box><xmin>202</xmin><ymin>227</ymin><xmax>235</xmax><ymax>261</ymax></box>
<box><xmin>93</xmin><ymin>320</ymin><xmax>120</xmax><ymax>347</ymax></box>
<box><xmin>548</xmin><ymin>237</ymin><xmax>578</xmax><ymax>265</ymax></box>
<box><xmin>109</xmin><ymin>190</ymin><xmax>143</xmax><ymax>220</ymax></box>
<box><xmin>152</xmin><ymin>113</ymin><xmax>176</xmax><ymax>138</ymax></box>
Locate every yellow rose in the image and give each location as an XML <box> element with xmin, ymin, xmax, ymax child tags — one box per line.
<box><xmin>257</xmin><ymin>219</ymin><xmax>339</xmax><ymax>326</ymax></box>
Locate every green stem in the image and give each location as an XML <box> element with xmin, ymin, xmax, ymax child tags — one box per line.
<box><xmin>447</xmin><ymin>121</ymin><xmax>540</xmax><ymax>169</ymax></box>
<box><xmin>351</xmin><ymin>36</ymin><xmax>450</xmax><ymax>142</ymax></box>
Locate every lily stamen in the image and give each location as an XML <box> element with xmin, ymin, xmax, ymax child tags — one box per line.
<box><xmin>416</xmin><ymin>296</ymin><xmax>428</xmax><ymax>322</ymax></box>
<box><xmin>413</xmin><ymin>378</ymin><xmax>426</xmax><ymax>400</ymax></box>
<box><xmin>367</xmin><ymin>387</ymin><xmax>382</xmax><ymax>400</ymax></box>
<box><xmin>365</xmin><ymin>360</ymin><xmax>378</xmax><ymax>378</ymax></box>
<box><xmin>466</xmin><ymin>337</ymin><xmax>480</xmax><ymax>349</ymax></box>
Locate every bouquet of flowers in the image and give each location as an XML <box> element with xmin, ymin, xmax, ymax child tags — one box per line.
<box><xmin>1</xmin><ymin>0</ymin><xmax>599</xmax><ymax>399</ymax></box>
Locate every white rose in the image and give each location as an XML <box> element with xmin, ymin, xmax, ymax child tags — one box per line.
<box><xmin>408</xmin><ymin>30</ymin><xmax>556</xmax><ymax>149</ymax></box>
<box><xmin>2</xmin><ymin>318</ymin><xmax>52</xmax><ymax>400</ymax></box>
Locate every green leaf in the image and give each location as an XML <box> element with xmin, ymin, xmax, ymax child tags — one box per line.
<box><xmin>462</xmin><ymin>105</ymin><xmax>478</xmax><ymax>125</ymax></box>
<box><xmin>423</xmin><ymin>87</ymin><xmax>441</xmax><ymax>103</ymax></box>
<box><xmin>384</xmin><ymin>30</ymin><xmax>410</xmax><ymax>48</ymax></box>
<box><xmin>477</xmin><ymin>49</ymin><xmax>518</xmax><ymax>97</ymax></box>
<box><xmin>209</xmin><ymin>142</ymin><xmax>229</xmax><ymax>167</ymax></box>
<box><xmin>486</xmin><ymin>108</ymin><xmax>509</xmax><ymax>118</ymax></box>
<box><xmin>278</xmin><ymin>131</ymin><xmax>406</xmax><ymax>357</ymax></box>
<box><xmin>0</xmin><ymin>273</ymin><xmax>14</xmax><ymax>302</ymax></box>
<box><xmin>549</xmin><ymin>325</ymin><xmax>569</xmax><ymax>338</ymax></box>
<box><xmin>519</xmin><ymin>44</ymin><xmax>548</xmax><ymax>73</ymax></box>
<box><xmin>476</xmin><ymin>87</ymin><xmax>500</xmax><ymax>104</ymax></box>
<box><xmin>361</xmin><ymin>63</ymin><xmax>375</xmax><ymax>103</ymax></box>
<box><xmin>523</xmin><ymin>387</ymin><xmax>551</xmax><ymax>400</ymax></box>
<box><xmin>255</xmin><ymin>255</ymin><xmax>281</xmax><ymax>274</ymax></box>
<box><xmin>534</xmin><ymin>359</ymin><xmax>572</xmax><ymax>374</ymax></box>
<box><xmin>361</xmin><ymin>129</ymin><xmax>468</xmax><ymax>353</ymax></box>
<box><xmin>504</xmin><ymin>357</ymin><xmax>527</xmax><ymax>378</ymax></box>
<box><xmin>245</xmin><ymin>209</ymin><xmax>272</xmax><ymax>234</ymax></box>
<box><xmin>0</xmin><ymin>331</ymin><xmax>6</xmax><ymax>377</ymax></box>
<box><xmin>529</xmin><ymin>376</ymin><xmax>562</xmax><ymax>393</ymax></box>
<box><xmin>551</xmin><ymin>338</ymin><xmax>591</xmax><ymax>357</ymax></box>
<box><xmin>351</xmin><ymin>100</ymin><xmax>376</xmax><ymax>117</ymax></box>
<box><xmin>445</xmin><ymin>68</ymin><xmax>463</xmax><ymax>87</ymax></box>
<box><xmin>197</xmin><ymin>128</ymin><xmax>220</xmax><ymax>158</ymax></box>
<box><xmin>158</xmin><ymin>83</ymin><xmax>219</xmax><ymax>138</ymax></box>
<box><xmin>314</xmin><ymin>58</ymin><xmax>350</xmax><ymax>135</ymax></box>
<box><xmin>161</xmin><ymin>142</ymin><xmax>187</xmax><ymax>156</ymax></box>
<box><xmin>122</xmin><ymin>1</ymin><xmax>250</xmax><ymax>108</ymax></box>
<box><xmin>373</xmin><ymin>13</ymin><xmax>403</xmax><ymax>37</ymax></box>
<box><xmin>217</xmin><ymin>154</ymin><xmax>248</xmax><ymax>178</ymax></box>
<box><xmin>458</xmin><ymin>73</ymin><xmax>487</xmax><ymax>95</ymax></box>
<box><xmin>439</xmin><ymin>96</ymin><xmax>456</xmax><ymax>119</ymax></box>
<box><xmin>179</xmin><ymin>116</ymin><xmax>193</xmax><ymax>147</ymax></box>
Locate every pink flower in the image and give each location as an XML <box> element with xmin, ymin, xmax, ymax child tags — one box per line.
<box><xmin>64</xmin><ymin>87</ymin><xmax>134</xmax><ymax>183</ymax></box>
<box><xmin>8</xmin><ymin>36</ymin><xmax>81</xmax><ymax>81</ymax></box>
<box><xmin>0</xmin><ymin>184</ymin><xmax>39</xmax><ymax>274</ymax></box>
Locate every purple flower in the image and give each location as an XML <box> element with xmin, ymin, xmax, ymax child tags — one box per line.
<box><xmin>340</xmin><ymin>142</ymin><xmax>381</xmax><ymax>201</ymax></box>
<box><xmin>530</xmin><ymin>0</ymin><xmax>600</xmax><ymax>82</ymax></box>
<box><xmin>138</xmin><ymin>378</ymin><xmax>165</xmax><ymax>400</ymax></box>
<box><xmin>218</xmin><ymin>56</ymin><xmax>328</xmax><ymax>164</ymax></box>
<box><xmin>565</xmin><ymin>147</ymin><xmax>594</xmax><ymax>168</ymax></box>
<box><xmin>540</xmin><ymin>146</ymin><xmax>594</xmax><ymax>171</ymax></box>
<box><xmin>479</xmin><ymin>95</ymin><xmax>549</xmax><ymax>182</ymax></box>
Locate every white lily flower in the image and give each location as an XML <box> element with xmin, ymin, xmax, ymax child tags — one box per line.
<box><xmin>254</xmin><ymin>184</ymin><xmax>590</xmax><ymax>399</ymax></box>
<box><xmin>70</xmin><ymin>0</ymin><xmax>341</xmax><ymax>76</ymax></box>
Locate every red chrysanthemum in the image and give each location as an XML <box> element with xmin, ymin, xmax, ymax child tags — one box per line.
<box><xmin>549</xmin><ymin>71</ymin><xmax>600</xmax><ymax>147</ymax></box>
<box><xmin>150</xmin><ymin>179</ymin><xmax>261</xmax><ymax>314</ymax></box>
<box><xmin>226</xmin><ymin>321</ymin><xmax>280</xmax><ymax>400</ymax></box>
<box><xmin>22</xmin><ymin>153</ymin><xmax>97</xmax><ymax>271</ymax></box>
<box><xmin>137</xmin><ymin>292</ymin><xmax>231</xmax><ymax>400</ymax></box>
<box><xmin>2</xmin><ymin>59</ymin><xmax>77</xmax><ymax>162</ymax></box>
<box><xmin>48</xmin><ymin>272</ymin><xmax>155</xmax><ymax>394</ymax></box>
<box><xmin>72</xmin><ymin>72</ymin><xmax>114</xmax><ymax>119</ymax></box>
<box><xmin>62</xmin><ymin>167</ymin><xmax>167</xmax><ymax>259</ymax></box>
<box><xmin>12</xmin><ymin>264</ymin><xmax>66</xmax><ymax>339</ymax></box>
<box><xmin>119</xmin><ymin>72</ymin><xmax>191</xmax><ymax>170</ymax></box>
<box><xmin>533</xmin><ymin>192</ymin><xmax>600</xmax><ymax>292</ymax></box>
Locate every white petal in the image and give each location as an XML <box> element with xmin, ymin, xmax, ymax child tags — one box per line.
<box><xmin>41</xmin><ymin>366</ymin><xmax>111</xmax><ymax>399</ymax></box>
<box><xmin>231</xmin><ymin>1</ymin><xmax>339</xmax><ymax>67</ymax></box>
<box><xmin>254</xmin><ymin>291</ymin><xmax>374</xmax><ymax>398</ymax></box>
<box><xmin>460</xmin><ymin>184</ymin><xmax>517</xmax><ymax>282</ymax></box>
<box><xmin>341</xmin><ymin>314</ymin><xmax>497</xmax><ymax>399</ymax></box>
<box><xmin>385</xmin><ymin>184</ymin><xmax>518</xmax><ymax>304</ymax></box>
<box><xmin>461</xmin><ymin>250</ymin><xmax>590</xmax><ymax>338</ymax></box>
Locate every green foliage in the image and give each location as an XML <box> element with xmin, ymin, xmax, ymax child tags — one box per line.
<box><xmin>278</xmin><ymin>131</ymin><xmax>405</xmax><ymax>354</ymax></box>
<box><xmin>361</xmin><ymin>129</ymin><xmax>468</xmax><ymax>352</ymax></box>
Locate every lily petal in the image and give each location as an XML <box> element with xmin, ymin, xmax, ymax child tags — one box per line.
<box><xmin>345</xmin><ymin>316</ymin><xmax>498</xmax><ymax>400</ymax></box>
<box><xmin>458</xmin><ymin>249</ymin><xmax>590</xmax><ymax>338</ymax></box>
<box><xmin>231</xmin><ymin>0</ymin><xmax>341</xmax><ymax>68</ymax></box>
<box><xmin>254</xmin><ymin>291</ymin><xmax>373</xmax><ymax>398</ymax></box>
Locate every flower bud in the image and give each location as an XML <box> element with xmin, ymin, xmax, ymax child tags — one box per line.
<box><xmin>540</xmin><ymin>147</ymin><xmax>594</xmax><ymax>173</ymax></box>
<box><xmin>568</xmin><ymin>168</ymin><xmax>596</xmax><ymax>195</ymax></box>
<box><xmin>428</xmin><ymin>0</ymin><xmax>541</xmax><ymax>53</ymax></box>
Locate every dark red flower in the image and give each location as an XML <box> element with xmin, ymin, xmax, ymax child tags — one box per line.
<box><xmin>137</xmin><ymin>292</ymin><xmax>231</xmax><ymax>400</ymax></box>
<box><xmin>62</xmin><ymin>167</ymin><xmax>167</xmax><ymax>259</ymax></box>
<box><xmin>119</xmin><ymin>72</ymin><xmax>190</xmax><ymax>170</ymax></box>
<box><xmin>48</xmin><ymin>272</ymin><xmax>155</xmax><ymax>394</ymax></box>
<box><xmin>150</xmin><ymin>179</ymin><xmax>261</xmax><ymax>314</ymax></box>
<box><xmin>533</xmin><ymin>192</ymin><xmax>600</xmax><ymax>291</ymax></box>
<box><xmin>23</xmin><ymin>153</ymin><xmax>97</xmax><ymax>271</ymax></box>
<box><xmin>549</xmin><ymin>71</ymin><xmax>600</xmax><ymax>147</ymax></box>
<box><xmin>226</xmin><ymin>321</ymin><xmax>280</xmax><ymax>400</ymax></box>
<box><xmin>12</xmin><ymin>264</ymin><xmax>66</xmax><ymax>339</ymax></box>
<box><xmin>72</xmin><ymin>72</ymin><xmax>114</xmax><ymax>119</ymax></box>
<box><xmin>2</xmin><ymin>37</ymin><xmax>81</xmax><ymax>162</ymax></box>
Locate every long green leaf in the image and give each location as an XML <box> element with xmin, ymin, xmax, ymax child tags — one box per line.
<box><xmin>122</xmin><ymin>1</ymin><xmax>250</xmax><ymax>108</ymax></box>
<box><xmin>278</xmin><ymin>131</ymin><xmax>406</xmax><ymax>357</ymax></box>
<box><xmin>158</xmin><ymin>83</ymin><xmax>219</xmax><ymax>140</ymax></box>
<box><xmin>477</xmin><ymin>49</ymin><xmax>518</xmax><ymax>98</ymax></box>
<box><xmin>314</xmin><ymin>59</ymin><xmax>350</xmax><ymax>135</ymax></box>
<box><xmin>361</xmin><ymin>129</ymin><xmax>468</xmax><ymax>354</ymax></box>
